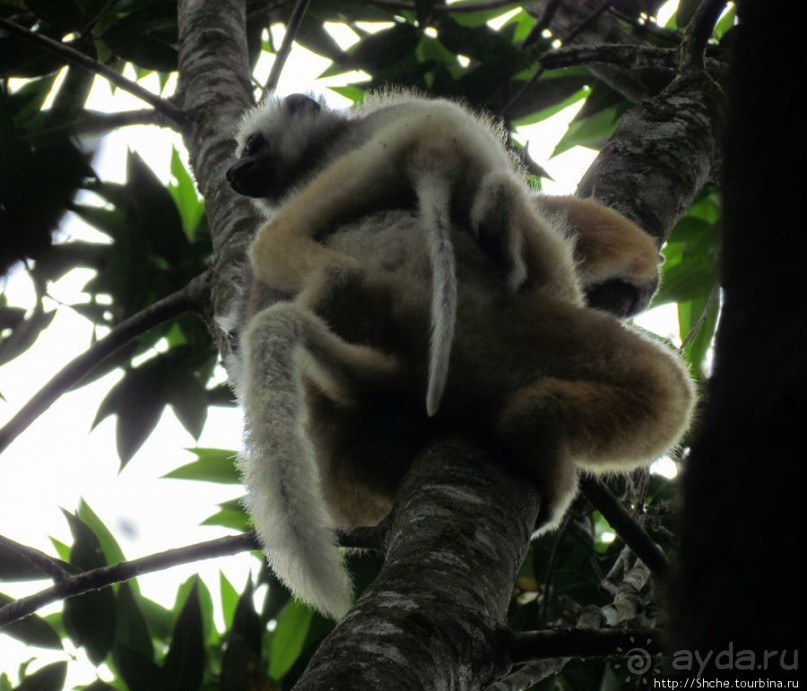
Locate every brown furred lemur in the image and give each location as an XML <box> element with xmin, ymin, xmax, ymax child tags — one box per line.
<box><xmin>227</xmin><ymin>90</ymin><xmax>580</xmax><ymax>416</ymax></box>
<box><xmin>224</xmin><ymin>92</ymin><xmax>695</xmax><ymax>619</ymax></box>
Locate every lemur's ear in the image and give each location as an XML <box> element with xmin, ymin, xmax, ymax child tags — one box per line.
<box><xmin>285</xmin><ymin>94</ymin><xmax>321</xmax><ymax>115</ymax></box>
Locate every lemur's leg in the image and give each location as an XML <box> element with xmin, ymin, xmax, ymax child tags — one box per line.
<box><xmin>472</xmin><ymin>174</ymin><xmax>582</xmax><ymax>303</ymax></box>
<box><xmin>532</xmin><ymin>196</ymin><xmax>663</xmax><ymax>315</ymax></box>
<box><xmin>496</xmin><ymin>315</ymin><xmax>694</xmax><ymax>531</ymax></box>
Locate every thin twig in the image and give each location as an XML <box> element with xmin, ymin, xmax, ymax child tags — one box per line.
<box><xmin>680</xmin><ymin>280</ymin><xmax>720</xmax><ymax>351</ymax></box>
<box><xmin>360</xmin><ymin>0</ymin><xmax>523</xmax><ymax>13</ymax></box>
<box><xmin>0</xmin><ymin>18</ymin><xmax>185</xmax><ymax>125</ymax></box>
<box><xmin>508</xmin><ymin>626</ymin><xmax>664</xmax><ymax>662</ymax></box>
<box><xmin>539</xmin><ymin>514</ymin><xmax>570</xmax><ymax>623</ymax></box>
<box><xmin>0</xmin><ymin>533</ymin><xmax>260</xmax><ymax>627</ymax></box>
<box><xmin>501</xmin><ymin>0</ymin><xmax>613</xmax><ymax>117</ymax></box>
<box><xmin>0</xmin><ymin>525</ymin><xmax>387</xmax><ymax>627</ymax></box>
<box><xmin>522</xmin><ymin>0</ymin><xmax>566</xmax><ymax>48</ymax></box>
<box><xmin>487</xmin><ymin>659</ymin><xmax>566</xmax><ymax>690</ymax></box>
<box><xmin>24</xmin><ymin>110</ymin><xmax>166</xmax><ymax>142</ymax></box>
<box><xmin>0</xmin><ymin>534</ymin><xmax>70</xmax><ymax>581</ymax></box>
<box><xmin>580</xmin><ymin>476</ymin><xmax>671</xmax><ymax>578</ymax></box>
<box><xmin>0</xmin><ymin>271</ymin><xmax>210</xmax><ymax>456</ymax></box>
<box><xmin>262</xmin><ymin>0</ymin><xmax>312</xmax><ymax>98</ymax></box>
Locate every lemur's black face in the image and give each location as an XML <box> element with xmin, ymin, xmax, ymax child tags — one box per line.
<box><xmin>585</xmin><ymin>275</ymin><xmax>660</xmax><ymax>318</ymax></box>
<box><xmin>226</xmin><ymin>133</ymin><xmax>277</xmax><ymax>199</ymax></box>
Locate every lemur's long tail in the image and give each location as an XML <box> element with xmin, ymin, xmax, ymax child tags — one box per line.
<box><xmin>239</xmin><ymin>304</ymin><xmax>353</xmax><ymax>620</ymax></box>
<box><xmin>417</xmin><ymin>173</ymin><xmax>458</xmax><ymax>417</ymax></box>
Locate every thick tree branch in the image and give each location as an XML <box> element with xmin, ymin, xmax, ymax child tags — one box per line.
<box><xmin>540</xmin><ymin>43</ymin><xmax>728</xmax><ymax>81</ymax></box>
<box><xmin>176</xmin><ymin>0</ymin><xmax>256</xmax><ymax>352</ymax></box>
<box><xmin>577</xmin><ymin>68</ymin><xmax>726</xmax><ymax>245</ymax></box>
<box><xmin>0</xmin><ymin>271</ymin><xmax>210</xmax><ymax>456</ymax></box>
<box><xmin>0</xmin><ymin>18</ymin><xmax>184</xmax><ymax>125</ymax></box>
<box><xmin>580</xmin><ymin>477</ymin><xmax>671</xmax><ymax>578</ymax></box>
<box><xmin>679</xmin><ymin>0</ymin><xmax>728</xmax><ymax>71</ymax></box>
<box><xmin>295</xmin><ymin>432</ymin><xmax>542</xmax><ymax>689</ymax></box>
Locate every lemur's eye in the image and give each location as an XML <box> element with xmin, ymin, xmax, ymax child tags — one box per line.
<box><xmin>244</xmin><ymin>133</ymin><xmax>265</xmax><ymax>157</ymax></box>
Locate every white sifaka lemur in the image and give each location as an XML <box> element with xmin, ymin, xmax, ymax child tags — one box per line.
<box><xmin>224</xmin><ymin>91</ymin><xmax>696</xmax><ymax>619</ymax></box>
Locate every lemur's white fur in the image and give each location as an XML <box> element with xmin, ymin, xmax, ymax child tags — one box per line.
<box><xmin>225</xmin><ymin>92</ymin><xmax>694</xmax><ymax>620</ymax></box>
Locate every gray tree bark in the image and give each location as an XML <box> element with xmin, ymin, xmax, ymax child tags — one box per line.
<box><xmin>297</xmin><ymin>433</ymin><xmax>541</xmax><ymax>690</ymax></box>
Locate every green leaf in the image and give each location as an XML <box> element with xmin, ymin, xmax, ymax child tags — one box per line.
<box><xmin>679</xmin><ymin>292</ymin><xmax>719</xmax><ymax>379</ymax></box>
<box><xmin>220</xmin><ymin>580</ymin><xmax>268</xmax><ymax>690</ymax></box>
<box><xmin>0</xmin><ymin>304</ymin><xmax>25</xmax><ymax>330</ymax></box>
<box><xmin>163</xmin><ymin>448</ymin><xmax>240</xmax><ymax>484</ymax></box>
<box><xmin>24</xmin><ymin>0</ymin><xmax>84</xmax><ymax>33</ymax></box>
<box><xmin>552</xmin><ymin>100</ymin><xmax>630</xmax><ymax>157</ymax></box>
<box><xmin>675</xmin><ymin>0</ymin><xmax>701</xmax><ymax>28</ymax></box>
<box><xmin>77</xmin><ymin>500</ymin><xmax>126</xmax><ymax>566</ymax></box>
<box><xmin>654</xmin><ymin>255</ymin><xmax>718</xmax><ymax>305</ymax></box>
<box><xmin>48</xmin><ymin>538</ymin><xmax>71</xmax><ymax>563</ymax></box>
<box><xmin>449</xmin><ymin>0</ymin><xmax>525</xmax><ymax>26</ymax></box>
<box><xmin>231</xmin><ymin>580</ymin><xmax>263</xmax><ymax>653</ymax></box>
<box><xmin>13</xmin><ymin>662</ymin><xmax>67</xmax><ymax>691</ymax></box>
<box><xmin>437</xmin><ymin>17</ymin><xmax>520</xmax><ymax>65</ymax></box>
<box><xmin>343</xmin><ymin>24</ymin><xmax>420</xmax><ymax>72</ymax></box>
<box><xmin>125</xmin><ymin>153</ymin><xmax>189</xmax><ymax>265</ymax></box>
<box><xmin>167</xmin><ymin>369</ymin><xmax>208</xmax><ymax>440</ymax></box>
<box><xmin>269</xmin><ymin>600</ymin><xmax>313</xmax><ymax>681</ymax></box>
<box><xmin>219</xmin><ymin>573</ymin><xmax>240</xmax><ymax>629</ymax></box>
<box><xmin>100</xmin><ymin>8</ymin><xmax>178</xmax><ymax>72</ymax></box>
<box><xmin>0</xmin><ymin>29</ymin><xmax>64</xmax><ymax>78</ymax></box>
<box><xmin>293</xmin><ymin>15</ymin><xmax>348</xmax><ymax>63</ymax></box>
<box><xmin>0</xmin><ymin>594</ymin><xmax>62</xmax><ymax>649</ymax></box>
<box><xmin>82</xmin><ymin>680</ymin><xmax>122</xmax><ymax>691</ymax></box>
<box><xmin>168</xmin><ymin>148</ymin><xmax>205</xmax><ymax>241</ymax></box>
<box><xmin>114</xmin><ymin>583</ymin><xmax>154</xmax><ymax>661</ymax></box>
<box><xmin>715</xmin><ymin>6</ymin><xmax>736</xmax><ymax>38</ymax></box>
<box><xmin>61</xmin><ymin>512</ymin><xmax>116</xmax><ymax>665</ymax></box>
<box><xmin>113</xmin><ymin>646</ymin><xmax>166</xmax><ymax>691</ymax></box>
<box><xmin>0</xmin><ymin>303</ymin><xmax>56</xmax><ymax>367</ymax></box>
<box><xmin>1</xmin><ymin>88</ymin><xmax>96</xmax><ymax>272</ymax></box>
<box><xmin>173</xmin><ymin>576</ymin><xmax>216</xmax><ymax>645</ymax></box>
<box><xmin>549</xmin><ymin>81</ymin><xmax>628</xmax><ymax>155</ymax></box>
<box><xmin>138</xmin><ymin>596</ymin><xmax>174</xmax><ymax>645</ymax></box>
<box><xmin>163</xmin><ymin>581</ymin><xmax>205</xmax><ymax>690</ymax></box>
<box><xmin>94</xmin><ymin>366</ymin><xmax>166</xmax><ymax>465</ymax></box>
<box><xmin>511</xmin><ymin>81</ymin><xmax>587</xmax><ymax>127</ymax></box>
<box><xmin>201</xmin><ymin>500</ymin><xmax>251</xmax><ymax>532</ymax></box>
